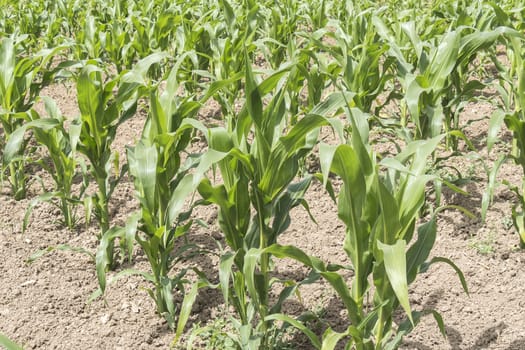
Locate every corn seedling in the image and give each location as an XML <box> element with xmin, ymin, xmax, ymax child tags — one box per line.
<box><xmin>75</xmin><ymin>63</ymin><xmax>138</xmax><ymax>265</ymax></box>
<box><xmin>125</xmin><ymin>65</ymin><xmax>204</xmax><ymax>333</ymax></box>
<box><xmin>0</xmin><ymin>35</ymin><xmax>67</xmax><ymax>199</ymax></box>
<box><xmin>374</xmin><ymin>14</ymin><xmax>519</xmax><ymax>148</ymax></box>
<box><xmin>102</xmin><ymin>20</ymin><xmax>136</xmax><ymax>74</ymax></box>
<box><xmin>34</xmin><ymin>98</ymin><xmax>86</xmax><ymax>228</ymax></box>
<box><xmin>75</xmin><ymin>15</ymin><xmax>104</xmax><ymax>60</ymax></box>
<box><xmin>493</xmin><ymin>19</ymin><xmax>525</xmax><ymax>248</ymax></box>
<box><xmin>197</xmin><ymin>58</ymin><xmax>348</xmax><ymax>349</ymax></box>
<box><xmin>94</xmin><ymin>55</ymin><xmax>217</xmax><ymax>342</ymax></box>
<box><xmin>317</xmin><ymin>11</ymin><xmax>396</xmax><ymax>117</ymax></box>
<box><xmin>264</xmin><ymin>108</ymin><xmax>468</xmax><ymax>349</ymax></box>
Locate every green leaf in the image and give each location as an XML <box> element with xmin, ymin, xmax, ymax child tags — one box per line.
<box><xmin>245</xmin><ymin>54</ymin><xmax>263</xmax><ymax>131</ymax></box>
<box><xmin>219</xmin><ymin>252</ymin><xmax>236</xmax><ymax>310</ymax></box>
<box><xmin>448</xmin><ymin>130</ymin><xmax>475</xmax><ymax>151</ymax></box>
<box><xmin>96</xmin><ymin>226</ymin><xmax>125</xmax><ymax>294</ymax></box>
<box><xmin>23</xmin><ymin>192</ymin><xmax>57</xmax><ymax>233</ymax></box>
<box><xmin>487</xmin><ymin>109</ymin><xmax>507</xmax><ymax>153</ymax></box>
<box><xmin>427</xmin><ymin>31</ymin><xmax>459</xmax><ymax>89</ymax></box>
<box><xmin>459</xmin><ymin>27</ymin><xmax>523</xmax><ymax>64</ymax></box>
<box><xmin>3</xmin><ymin>118</ymin><xmax>59</xmax><ymax>164</ymax></box>
<box><xmin>121</xmin><ymin>52</ymin><xmax>169</xmax><ymax>85</ymax></box>
<box><xmin>321</xmin><ymin>327</ymin><xmax>348</xmax><ymax>350</ymax></box>
<box><xmin>428</xmin><ymin>256</ymin><xmax>469</xmax><ymax>296</ymax></box>
<box><xmin>377</xmin><ymin>240</ymin><xmax>412</xmax><ymax>324</ymax></box>
<box><xmin>319</xmin><ymin>143</ymin><xmax>337</xmax><ymax>188</ymax></box>
<box><xmin>430</xmin><ymin>309</ymin><xmax>446</xmax><ymax>337</ymax></box>
<box><xmin>173</xmin><ymin>279</ymin><xmax>207</xmax><ymax>345</ymax></box>
<box><xmin>130</xmin><ymin>141</ymin><xmax>158</xmax><ymax>213</ymax></box>
<box><xmin>406</xmin><ymin>219</ymin><xmax>437</xmax><ymax>284</ymax></box>
<box><xmin>166</xmin><ymin>149</ymin><xmax>228</xmax><ymax>226</ymax></box>
<box><xmin>26</xmin><ymin>244</ymin><xmax>94</xmax><ymax>264</ymax></box>
<box><xmin>481</xmin><ymin>155</ymin><xmax>506</xmax><ymax>221</ymax></box>
<box><xmin>265</xmin><ymin>244</ymin><xmax>324</xmax><ymax>271</ymax></box>
<box><xmin>265</xmin><ymin>314</ymin><xmax>321</xmax><ymax>349</ymax></box>
<box><xmin>243</xmin><ymin>248</ymin><xmax>262</xmax><ymax>309</ymax></box>
<box><xmin>0</xmin><ymin>333</ymin><xmax>23</xmax><ymax>350</ymax></box>
<box><xmin>124</xmin><ymin>212</ymin><xmax>140</xmax><ymax>262</ymax></box>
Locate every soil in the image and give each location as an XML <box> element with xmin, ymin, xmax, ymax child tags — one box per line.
<box><xmin>1</xmin><ymin>81</ymin><xmax>525</xmax><ymax>350</ymax></box>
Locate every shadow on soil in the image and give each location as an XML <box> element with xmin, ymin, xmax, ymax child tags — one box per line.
<box><xmin>438</xmin><ymin>179</ymin><xmax>509</xmax><ymax>239</ymax></box>
<box><xmin>402</xmin><ymin>322</ymin><xmax>522</xmax><ymax>350</ymax></box>
<box><xmin>403</xmin><ymin>289</ymin><xmax>518</xmax><ymax>350</ymax></box>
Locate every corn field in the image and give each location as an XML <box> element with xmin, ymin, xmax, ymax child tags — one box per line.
<box><xmin>1</xmin><ymin>0</ymin><xmax>525</xmax><ymax>349</ymax></box>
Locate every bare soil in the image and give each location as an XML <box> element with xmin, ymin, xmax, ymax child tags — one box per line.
<box><xmin>1</xmin><ymin>83</ymin><xmax>525</xmax><ymax>350</ymax></box>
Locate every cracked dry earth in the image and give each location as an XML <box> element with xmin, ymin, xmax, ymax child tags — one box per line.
<box><xmin>1</xmin><ymin>82</ymin><xmax>525</xmax><ymax>350</ymax></box>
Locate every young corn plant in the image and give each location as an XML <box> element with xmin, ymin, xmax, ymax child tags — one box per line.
<box><xmin>74</xmin><ymin>15</ymin><xmax>104</xmax><ymax>60</ymax></box>
<box><xmin>94</xmin><ymin>55</ymin><xmax>216</xmax><ymax>342</ymax></box>
<box><xmin>264</xmin><ymin>108</ymin><xmax>468</xmax><ymax>349</ymax></box>
<box><xmin>129</xmin><ymin>9</ymin><xmax>180</xmax><ymax>62</ymax></box>
<box><xmin>197</xmin><ymin>60</ymin><xmax>348</xmax><ymax>349</ymax></box>
<box><xmin>125</xmin><ymin>65</ymin><xmax>204</xmax><ymax>333</ymax></box>
<box><xmin>256</xmin><ymin>0</ymin><xmax>300</xmax><ymax>69</ymax></box>
<box><xmin>205</xmin><ymin>11</ymin><xmax>250</xmax><ymax>119</ymax></box>
<box><xmin>311</xmin><ymin>12</ymin><xmax>396</xmax><ymax>117</ymax></box>
<box><xmin>374</xmin><ymin>16</ymin><xmax>519</xmax><ymax>148</ymax></box>
<box><xmin>102</xmin><ymin>20</ymin><xmax>136</xmax><ymax>74</ymax></box>
<box><xmin>0</xmin><ymin>35</ymin><xmax>67</xmax><ymax>199</ymax></box>
<box><xmin>4</xmin><ymin>97</ymin><xmax>87</xmax><ymax>231</ymax></box>
<box><xmin>75</xmin><ymin>63</ymin><xmax>138</xmax><ymax>265</ymax></box>
<box><xmin>490</xmin><ymin>32</ymin><xmax>525</xmax><ymax>248</ymax></box>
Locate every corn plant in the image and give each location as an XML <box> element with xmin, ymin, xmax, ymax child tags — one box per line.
<box><xmin>310</xmin><ymin>11</ymin><xmax>396</xmax><ymax>117</ymax></box>
<box><xmin>6</xmin><ymin>97</ymin><xmax>87</xmax><ymax>231</ymax></box>
<box><xmin>125</xmin><ymin>65</ymin><xmax>203</xmax><ymax>332</ymax></box>
<box><xmin>264</xmin><ymin>109</ymin><xmax>468</xmax><ymax>349</ymax></box>
<box><xmin>0</xmin><ymin>35</ymin><xmax>67</xmax><ymax>199</ymax></box>
<box><xmin>74</xmin><ymin>15</ymin><xmax>104</xmax><ymax>61</ymax></box>
<box><xmin>490</xmin><ymin>32</ymin><xmax>525</xmax><ymax>248</ymax></box>
<box><xmin>255</xmin><ymin>0</ymin><xmax>300</xmax><ymax>69</ymax></box>
<box><xmin>93</xmin><ymin>55</ymin><xmax>218</xmax><ymax>342</ymax></box>
<box><xmin>129</xmin><ymin>8</ymin><xmax>181</xmax><ymax>61</ymax></box>
<box><xmin>205</xmin><ymin>7</ymin><xmax>250</xmax><ymax>119</ymax></box>
<box><xmin>75</xmin><ymin>63</ymin><xmax>138</xmax><ymax>265</ymax></box>
<box><xmin>374</xmin><ymin>16</ymin><xmax>519</xmax><ymax>147</ymax></box>
<box><xmin>102</xmin><ymin>20</ymin><xmax>136</xmax><ymax>74</ymax></box>
<box><xmin>196</xmin><ymin>59</ymin><xmax>347</xmax><ymax>349</ymax></box>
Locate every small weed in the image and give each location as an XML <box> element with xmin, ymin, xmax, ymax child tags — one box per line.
<box><xmin>502</xmin><ymin>216</ymin><xmax>514</xmax><ymax>231</ymax></box>
<box><xmin>187</xmin><ymin>316</ymin><xmax>236</xmax><ymax>350</ymax></box>
<box><xmin>469</xmin><ymin>232</ymin><xmax>496</xmax><ymax>255</ymax></box>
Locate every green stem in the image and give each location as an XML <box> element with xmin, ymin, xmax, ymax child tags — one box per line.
<box><xmin>96</xmin><ymin>176</ymin><xmax>113</xmax><ymax>268</ymax></box>
<box><xmin>61</xmin><ymin>197</ymin><xmax>73</xmax><ymax>229</ymax></box>
<box><xmin>254</xmin><ymin>188</ymin><xmax>270</xmax><ymax>347</ymax></box>
<box><xmin>10</xmin><ymin>160</ymin><xmax>27</xmax><ymax>200</ymax></box>
<box><xmin>374</xmin><ymin>307</ymin><xmax>386</xmax><ymax>349</ymax></box>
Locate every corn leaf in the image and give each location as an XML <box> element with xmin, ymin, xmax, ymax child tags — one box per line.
<box><xmin>266</xmin><ymin>314</ymin><xmax>321</xmax><ymax>349</ymax></box>
<box><xmin>321</xmin><ymin>327</ymin><xmax>350</xmax><ymax>350</ymax></box>
<box><xmin>0</xmin><ymin>333</ymin><xmax>23</xmax><ymax>350</ymax></box>
<box><xmin>406</xmin><ymin>218</ymin><xmax>437</xmax><ymax>284</ymax></box>
<box><xmin>377</xmin><ymin>240</ymin><xmax>412</xmax><ymax>324</ymax></box>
